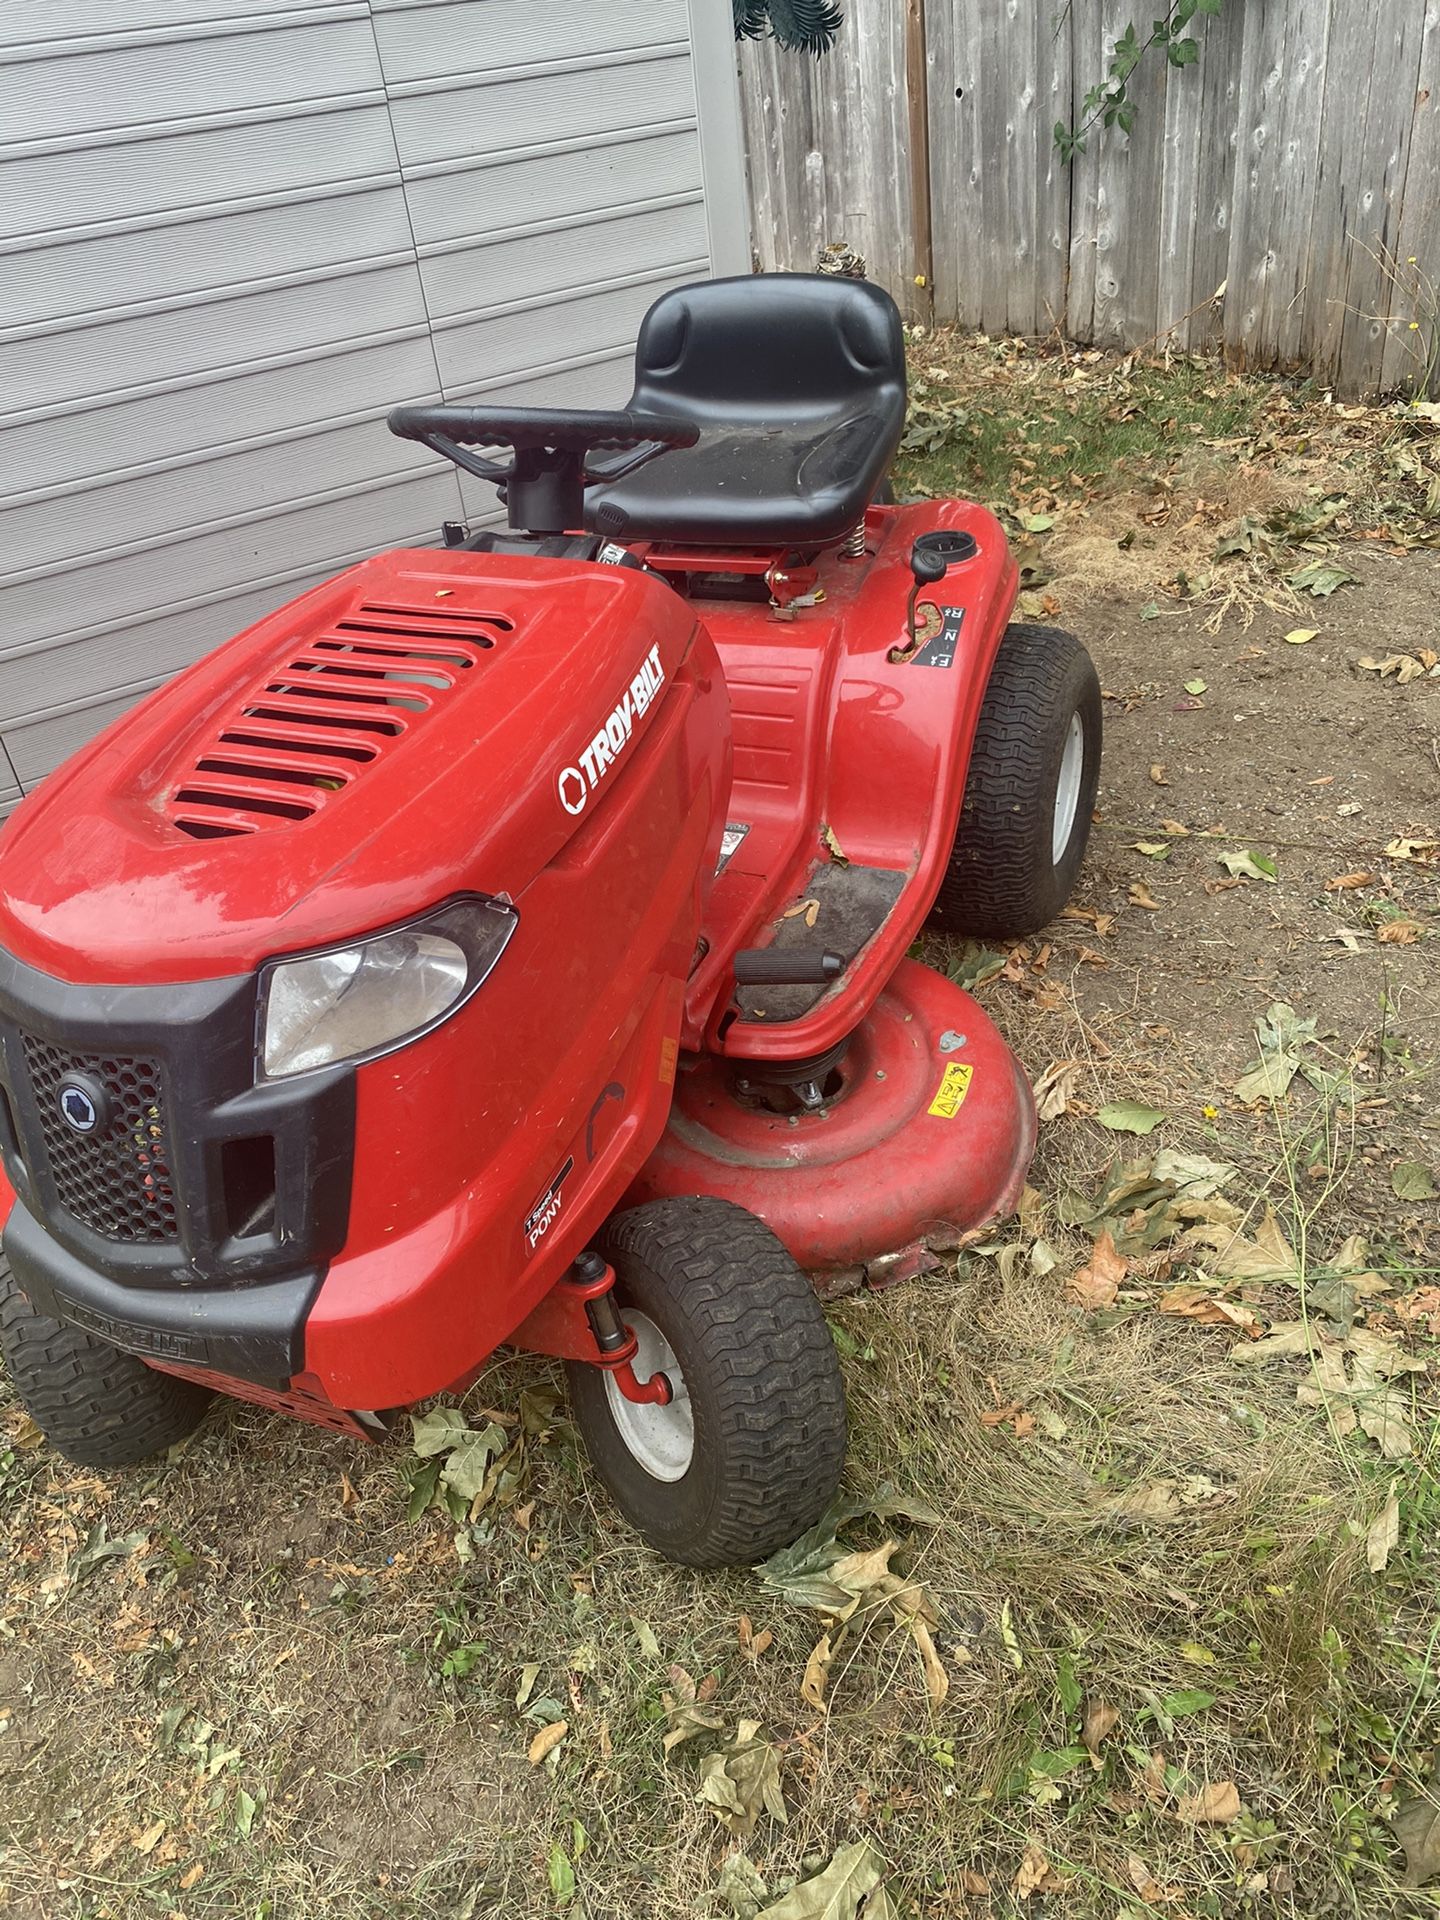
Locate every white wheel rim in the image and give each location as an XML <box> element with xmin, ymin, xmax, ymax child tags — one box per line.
<box><xmin>1052</xmin><ymin>712</ymin><xmax>1085</xmax><ymax>865</ymax></box>
<box><xmin>603</xmin><ymin>1311</ymin><xmax>694</xmax><ymax>1482</ymax></box>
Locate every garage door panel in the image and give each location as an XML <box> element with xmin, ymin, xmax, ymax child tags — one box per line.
<box><xmin>0</xmin><ymin>3</ymin><xmax>354</xmax><ymax>47</ymax></box>
<box><xmin>0</xmin><ymin>17</ymin><xmax>382</xmax><ymax>145</ymax></box>
<box><xmin>420</xmin><ymin>201</ymin><xmax>708</xmax><ymax>321</ymax></box>
<box><xmin>4</xmin><ymin>183</ymin><xmax>417</xmax><ymax>329</ymax></box>
<box><xmin>5</xmin><ymin>335</ymin><xmax>440</xmax><ymax>496</ymax></box>
<box><xmin>402</xmin><ymin>131</ymin><xmax>704</xmax><ymax>249</ymax></box>
<box><xmin>371</xmin><ymin>0</ymin><xmax>689</xmax><ymax>81</ymax></box>
<box><xmin>0</xmin><ymin>104</ymin><xmax>399</xmax><ymax>240</ymax></box>
<box><xmin>386</xmin><ymin>56</ymin><xmax>694</xmax><ymax>170</ymax></box>
<box><xmin>0</xmin><ymin>471</ymin><xmax>458</xmax><ymax>661</ymax></box>
<box><xmin>1</xmin><ymin>420</ymin><xmax>433</xmax><ymax>578</ymax></box>
<box><xmin>6</xmin><ymin>261</ymin><xmax>430</xmax><ymax>412</ymax></box>
<box><xmin>432</xmin><ymin>273</ymin><xmax>697</xmax><ymax>392</ymax></box>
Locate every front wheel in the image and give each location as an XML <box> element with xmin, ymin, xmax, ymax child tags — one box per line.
<box><xmin>928</xmin><ymin>622</ymin><xmax>1102</xmax><ymax>938</ymax></box>
<box><xmin>567</xmin><ymin>1197</ymin><xmax>847</xmax><ymax>1567</ymax></box>
<box><xmin>0</xmin><ymin>1260</ymin><xmax>212</xmax><ymax>1467</ymax></box>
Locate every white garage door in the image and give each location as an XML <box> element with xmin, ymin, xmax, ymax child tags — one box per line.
<box><xmin>0</xmin><ymin>0</ymin><xmax>747</xmax><ymax>808</ymax></box>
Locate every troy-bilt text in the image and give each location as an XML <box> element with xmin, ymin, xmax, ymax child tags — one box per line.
<box><xmin>557</xmin><ymin>645</ymin><xmax>664</xmax><ymax>816</ymax></box>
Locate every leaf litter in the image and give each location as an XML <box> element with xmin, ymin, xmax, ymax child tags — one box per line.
<box><xmin>756</xmin><ymin>1489</ymin><xmax>949</xmax><ymax>1709</ymax></box>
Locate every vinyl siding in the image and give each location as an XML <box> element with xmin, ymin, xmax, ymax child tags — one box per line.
<box><xmin>0</xmin><ymin>0</ymin><xmax>743</xmax><ymax>804</ymax></box>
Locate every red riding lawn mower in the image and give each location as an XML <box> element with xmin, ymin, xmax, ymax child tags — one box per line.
<box><xmin>0</xmin><ymin>276</ymin><xmax>1100</xmax><ymax>1567</ymax></box>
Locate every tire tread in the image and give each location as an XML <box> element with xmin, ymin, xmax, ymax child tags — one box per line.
<box><xmin>0</xmin><ymin>1261</ymin><xmax>210</xmax><ymax>1466</ymax></box>
<box><xmin>930</xmin><ymin>622</ymin><xmax>1101</xmax><ymax>937</ymax></box>
<box><xmin>574</xmin><ymin>1197</ymin><xmax>846</xmax><ymax>1567</ymax></box>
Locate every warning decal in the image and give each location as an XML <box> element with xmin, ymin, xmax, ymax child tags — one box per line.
<box><xmin>927</xmin><ymin>1061</ymin><xmax>974</xmax><ymax>1118</ymax></box>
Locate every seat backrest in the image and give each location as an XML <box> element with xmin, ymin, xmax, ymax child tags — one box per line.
<box><xmin>628</xmin><ymin>274</ymin><xmax>907</xmax><ymax>426</ymax></box>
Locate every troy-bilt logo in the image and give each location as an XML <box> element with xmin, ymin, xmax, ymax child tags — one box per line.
<box><xmin>557</xmin><ymin>645</ymin><xmax>664</xmax><ymax>816</ymax></box>
<box><xmin>524</xmin><ymin>1156</ymin><xmax>574</xmax><ymax>1252</ymax></box>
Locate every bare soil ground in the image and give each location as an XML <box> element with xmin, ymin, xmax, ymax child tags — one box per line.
<box><xmin>1</xmin><ymin>341</ymin><xmax>1438</xmax><ymax>1920</ymax></box>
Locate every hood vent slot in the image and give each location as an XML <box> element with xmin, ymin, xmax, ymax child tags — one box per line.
<box><xmin>170</xmin><ymin>598</ymin><xmax>507</xmax><ymax>840</ymax></box>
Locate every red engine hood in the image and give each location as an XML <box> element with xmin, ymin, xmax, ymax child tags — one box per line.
<box><xmin>0</xmin><ymin>548</ymin><xmax>701</xmax><ymax>984</ymax></box>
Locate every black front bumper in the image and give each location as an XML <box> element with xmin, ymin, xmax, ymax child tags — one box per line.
<box><xmin>0</xmin><ymin>946</ymin><xmax>355</xmax><ymax>1386</ymax></box>
<box><xmin>3</xmin><ymin>1197</ymin><xmax>320</xmax><ymax>1383</ymax></box>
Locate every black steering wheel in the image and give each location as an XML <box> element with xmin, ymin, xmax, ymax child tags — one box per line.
<box><xmin>388</xmin><ymin>404</ymin><xmax>697</xmax><ymax>484</ymax></box>
<box><xmin>387</xmin><ymin>404</ymin><xmax>699</xmax><ymax>536</ymax></box>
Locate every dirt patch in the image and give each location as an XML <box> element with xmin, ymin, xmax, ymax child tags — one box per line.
<box><xmin>1056</xmin><ymin>548</ymin><xmax>1439</xmax><ymax>1198</ymax></box>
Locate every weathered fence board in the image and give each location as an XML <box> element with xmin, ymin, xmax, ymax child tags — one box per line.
<box><xmin>928</xmin><ymin>0</ymin><xmax>1072</xmax><ymax>334</ymax></box>
<box><xmin>740</xmin><ymin>0</ymin><xmax>1440</xmax><ymax>394</ymax></box>
<box><xmin>1381</xmin><ymin>4</ymin><xmax>1440</xmax><ymax>392</ymax></box>
<box><xmin>739</xmin><ymin>0</ymin><xmax>913</xmax><ymax>298</ymax></box>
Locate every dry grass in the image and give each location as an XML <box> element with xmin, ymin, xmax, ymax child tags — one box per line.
<box><xmin>897</xmin><ymin>328</ymin><xmax>1440</xmax><ymax>628</ymax></box>
<box><xmin>2</xmin><ymin>1078</ymin><xmax>1431</xmax><ymax>1920</ymax></box>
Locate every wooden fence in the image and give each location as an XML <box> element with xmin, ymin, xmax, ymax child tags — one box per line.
<box><xmin>739</xmin><ymin>0</ymin><xmax>1440</xmax><ymax>396</ymax></box>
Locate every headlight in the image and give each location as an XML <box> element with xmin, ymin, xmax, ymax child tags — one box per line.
<box><xmin>259</xmin><ymin>895</ymin><xmax>517</xmax><ymax>1079</ymax></box>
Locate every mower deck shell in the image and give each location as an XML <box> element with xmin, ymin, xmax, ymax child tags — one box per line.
<box><xmin>630</xmin><ymin>959</ymin><xmax>1037</xmax><ymax>1274</ymax></box>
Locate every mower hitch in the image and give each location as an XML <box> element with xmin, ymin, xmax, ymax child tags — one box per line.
<box><xmin>510</xmin><ymin>1251</ymin><xmax>672</xmax><ymax>1406</ymax></box>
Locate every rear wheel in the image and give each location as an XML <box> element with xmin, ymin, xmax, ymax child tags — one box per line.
<box><xmin>567</xmin><ymin>1197</ymin><xmax>847</xmax><ymax>1567</ymax></box>
<box><xmin>0</xmin><ymin>1260</ymin><xmax>212</xmax><ymax>1467</ymax></box>
<box><xmin>929</xmin><ymin>622</ymin><xmax>1102</xmax><ymax>937</ymax></box>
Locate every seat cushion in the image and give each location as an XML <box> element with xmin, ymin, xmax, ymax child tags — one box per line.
<box><xmin>584</xmin><ymin>274</ymin><xmax>906</xmax><ymax>548</ymax></box>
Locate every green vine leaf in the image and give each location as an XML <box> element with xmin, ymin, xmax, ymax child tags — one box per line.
<box><xmin>1054</xmin><ymin>1</ymin><xmax>1222</xmax><ymax>160</ymax></box>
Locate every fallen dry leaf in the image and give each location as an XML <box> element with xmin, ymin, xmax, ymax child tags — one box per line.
<box><xmin>1082</xmin><ymin>1699</ymin><xmax>1120</xmax><ymax>1763</ymax></box>
<box><xmin>1177</xmin><ymin>1780</ymin><xmax>1242</xmax><ymax>1824</ymax></box>
<box><xmin>1149</xmin><ymin>762</ymin><xmax>1170</xmax><ymax>785</ymax></box>
<box><xmin>1067</xmin><ymin>1229</ymin><xmax>1127</xmax><ymax>1309</ymax></box>
<box><xmin>911</xmin><ymin>1618</ymin><xmax>950</xmax><ymax>1706</ymax></box>
<box><xmin>527</xmin><ymin>1719</ymin><xmax>569</xmax><ymax>1766</ymax></box>
<box><xmin>1377</xmin><ymin>919</ymin><xmax>1423</xmax><ymax>945</ymax></box>
<box><xmin>979</xmin><ymin>1400</ymin><xmax>1024</xmax><ymax>1428</ymax></box>
<box><xmin>1157</xmin><ymin>1283</ymin><xmax>1261</xmax><ymax>1333</ymax></box>
<box><xmin>738</xmin><ymin>1615</ymin><xmax>774</xmax><ymax>1661</ymax></box>
<box><xmin>1184</xmin><ymin>1208</ymin><xmax>1299</xmax><ymax>1283</ymax></box>
<box><xmin>753</xmin><ymin>1838</ymin><xmax>878</xmax><ymax>1916</ymax></box>
<box><xmin>1396</xmin><ymin>1775</ymin><xmax>1440</xmax><ymax>1888</ymax></box>
<box><xmin>1367</xmin><ymin>1490</ymin><xmax>1400</xmax><ymax>1573</ymax></box>
<box><xmin>1142</xmin><ymin>1748</ymin><xmax>1170</xmax><ymax>1805</ymax></box>
<box><xmin>1032</xmin><ymin>1059</ymin><xmax>1081</xmax><ymax>1122</ymax></box>
<box><xmin>1015</xmin><ymin>1843</ymin><xmax>1055</xmax><ymax>1901</ymax></box>
<box><xmin>1129</xmin><ymin>881</ymin><xmax>1161</xmax><ymax>910</ymax></box>
<box><xmin>801</xmin><ymin>1633</ymin><xmax>833</xmax><ymax>1712</ymax></box>
<box><xmin>959</xmin><ymin>1869</ymin><xmax>990</xmax><ymax>1896</ymax></box>
<box><xmin>698</xmin><ymin>1719</ymin><xmax>788</xmax><ymax>1838</ymax></box>
<box><xmin>133</xmin><ymin>1820</ymin><xmax>165</xmax><ymax>1855</ymax></box>
<box><xmin>1359</xmin><ymin>652</ymin><xmax>1432</xmax><ymax>683</ymax></box>
<box><xmin>1325</xmin><ymin>871</ymin><xmax>1374</xmax><ymax>891</ymax></box>
<box><xmin>1061</xmin><ymin>904</ymin><xmax>1116</xmax><ymax>935</ymax></box>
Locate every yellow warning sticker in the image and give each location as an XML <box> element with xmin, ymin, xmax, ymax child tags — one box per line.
<box><xmin>927</xmin><ymin>1060</ymin><xmax>974</xmax><ymax>1118</ymax></box>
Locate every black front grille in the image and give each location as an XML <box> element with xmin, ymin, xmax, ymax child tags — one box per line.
<box><xmin>20</xmin><ymin>1037</ymin><xmax>178</xmax><ymax>1244</ymax></box>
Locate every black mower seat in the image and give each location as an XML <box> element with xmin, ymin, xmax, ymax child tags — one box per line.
<box><xmin>584</xmin><ymin>274</ymin><xmax>907</xmax><ymax>549</ymax></box>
